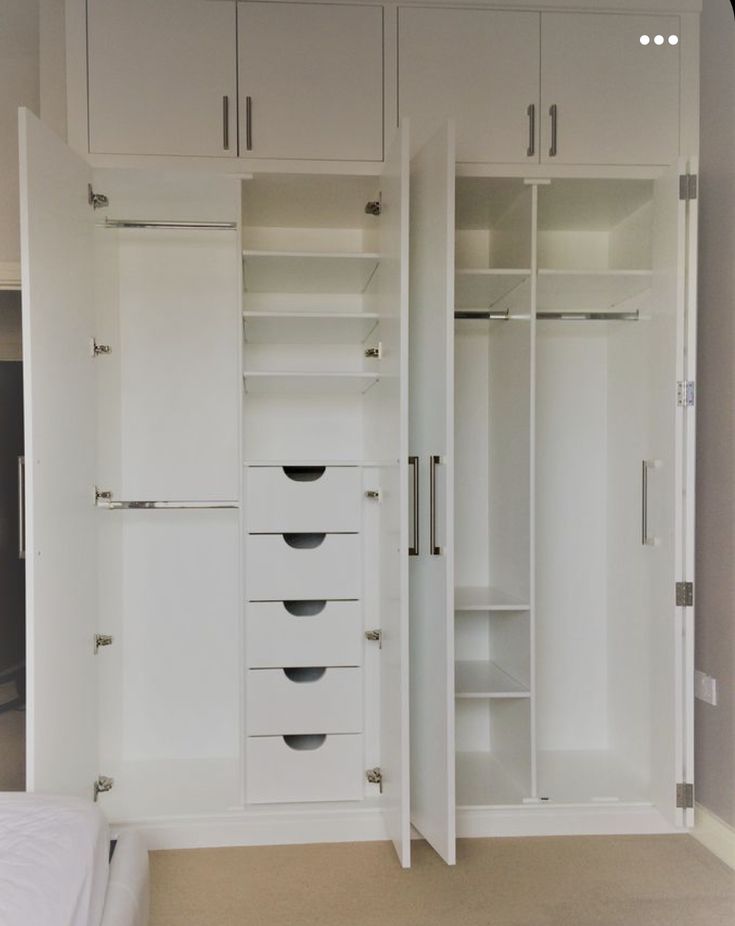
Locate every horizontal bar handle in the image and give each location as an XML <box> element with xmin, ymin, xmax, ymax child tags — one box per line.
<box><xmin>103</xmin><ymin>219</ymin><xmax>237</xmax><ymax>230</ymax></box>
<box><xmin>537</xmin><ymin>311</ymin><xmax>639</xmax><ymax>322</ymax></box>
<box><xmin>99</xmin><ymin>499</ymin><xmax>238</xmax><ymax>510</ymax></box>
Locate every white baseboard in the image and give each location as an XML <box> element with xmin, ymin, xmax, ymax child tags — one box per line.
<box><xmin>694</xmin><ymin>804</ymin><xmax>735</xmax><ymax>869</ymax></box>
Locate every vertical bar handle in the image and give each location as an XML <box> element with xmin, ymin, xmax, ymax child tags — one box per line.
<box><xmin>549</xmin><ymin>104</ymin><xmax>558</xmax><ymax>158</ymax></box>
<box><xmin>222</xmin><ymin>95</ymin><xmax>230</xmax><ymax>150</ymax></box>
<box><xmin>642</xmin><ymin>459</ymin><xmax>662</xmax><ymax>546</ymax></box>
<box><xmin>245</xmin><ymin>96</ymin><xmax>253</xmax><ymax>152</ymax></box>
<box><xmin>430</xmin><ymin>455</ymin><xmax>441</xmax><ymax>556</ymax></box>
<box><xmin>18</xmin><ymin>455</ymin><xmax>25</xmax><ymax>560</ymax></box>
<box><xmin>409</xmin><ymin>456</ymin><xmax>419</xmax><ymax>556</ymax></box>
<box><xmin>526</xmin><ymin>104</ymin><xmax>535</xmax><ymax>157</ymax></box>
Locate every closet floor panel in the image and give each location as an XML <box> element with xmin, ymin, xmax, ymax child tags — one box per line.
<box><xmin>536</xmin><ymin>749</ymin><xmax>650</xmax><ymax>805</ymax></box>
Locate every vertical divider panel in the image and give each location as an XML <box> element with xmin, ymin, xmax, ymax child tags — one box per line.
<box><xmin>528</xmin><ymin>181</ymin><xmax>539</xmax><ymax>799</ymax></box>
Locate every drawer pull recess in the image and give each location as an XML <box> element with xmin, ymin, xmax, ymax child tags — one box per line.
<box><xmin>283</xmin><ymin>600</ymin><xmax>326</xmax><ymax>616</ymax></box>
<box><xmin>283</xmin><ymin>733</ymin><xmax>327</xmax><ymax>751</ymax></box>
<box><xmin>283</xmin><ymin>532</ymin><xmax>326</xmax><ymax>549</ymax></box>
<box><xmin>282</xmin><ymin>465</ymin><xmax>326</xmax><ymax>482</ymax></box>
<box><xmin>284</xmin><ymin>666</ymin><xmax>327</xmax><ymax>682</ymax></box>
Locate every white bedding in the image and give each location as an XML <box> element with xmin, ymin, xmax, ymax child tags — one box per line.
<box><xmin>0</xmin><ymin>793</ymin><xmax>109</xmax><ymax>926</ymax></box>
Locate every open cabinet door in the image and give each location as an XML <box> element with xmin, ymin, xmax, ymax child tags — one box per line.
<box><xmin>408</xmin><ymin>123</ymin><xmax>456</xmax><ymax>864</ymax></box>
<box><xmin>19</xmin><ymin>109</ymin><xmax>99</xmax><ymax>798</ymax></box>
<box><xmin>647</xmin><ymin>159</ymin><xmax>693</xmax><ymax>828</ymax></box>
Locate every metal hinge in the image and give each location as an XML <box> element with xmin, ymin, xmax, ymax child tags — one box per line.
<box><xmin>94</xmin><ymin>487</ymin><xmax>113</xmax><ymax>505</ymax></box>
<box><xmin>676</xmin><ymin>782</ymin><xmax>694</xmax><ymax>809</ymax></box>
<box><xmin>94</xmin><ymin>633</ymin><xmax>113</xmax><ymax>654</ymax></box>
<box><xmin>88</xmin><ymin>184</ymin><xmax>109</xmax><ymax>210</ymax></box>
<box><xmin>364</xmin><ymin>342</ymin><xmax>383</xmax><ymax>360</ymax></box>
<box><xmin>679</xmin><ymin>174</ymin><xmax>697</xmax><ymax>201</ymax></box>
<box><xmin>364</xmin><ymin>196</ymin><xmax>382</xmax><ymax>216</ymax></box>
<box><xmin>366</xmin><ymin>767</ymin><xmax>383</xmax><ymax>793</ymax></box>
<box><xmin>676</xmin><ymin>582</ymin><xmax>694</xmax><ymax>607</ymax></box>
<box><xmin>365</xmin><ymin>629</ymin><xmax>382</xmax><ymax>649</ymax></box>
<box><xmin>91</xmin><ymin>338</ymin><xmax>111</xmax><ymax>357</ymax></box>
<box><xmin>365</xmin><ymin>490</ymin><xmax>381</xmax><ymax>501</ymax></box>
<box><xmin>677</xmin><ymin>380</ymin><xmax>695</xmax><ymax>407</ymax></box>
<box><xmin>93</xmin><ymin>775</ymin><xmax>114</xmax><ymax>801</ymax></box>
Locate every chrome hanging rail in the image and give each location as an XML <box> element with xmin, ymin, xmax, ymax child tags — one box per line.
<box><xmin>102</xmin><ymin>218</ymin><xmax>237</xmax><ymax>230</ymax></box>
<box><xmin>97</xmin><ymin>499</ymin><xmax>239</xmax><ymax>510</ymax></box>
<box><xmin>536</xmin><ymin>310</ymin><xmax>640</xmax><ymax>321</ymax></box>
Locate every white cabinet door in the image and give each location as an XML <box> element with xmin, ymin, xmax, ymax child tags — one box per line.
<box><xmin>87</xmin><ymin>0</ymin><xmax>237</xmax><ymax>157</ymax></box>
<box><xmin>19</xmin><ymin>110</ymin><xmax>98</xmax><ymax>797</ymax></box>
<box><xmin>238</xmin><ymin>2</ymin><xmax>383</xmax><ymax>161</ymax></box>
<box><xmin>398</xmin><ymin>8</ymin><xmax>540</xmax><ymax>163</ymax></box>
<box><xmin>540</xmin><ymin>13</ymin><xmax>680</xmax><ymax>165</ymax></box>
<box><xmin>408</xmin><ymin>123</ymin><xmax>456</xmax><ymax>864</ymax></box>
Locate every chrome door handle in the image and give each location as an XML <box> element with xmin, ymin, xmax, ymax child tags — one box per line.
<box><xmin>222</xmin><ymin>95</ymin><xmax>230</xmax><ymax>151</ymax></box>
<box><xmin>527</xmin><ymin>103</ymin><xmax>535</xmax><ymax>157</ymax></box>
<box><xmin>245</xmin><ymin>96</ymin><xmax>253</xmax><ymax>151</ymax></box>
<box><xmin>409</xmin><ymin>455</ymin><xmax>419</xmax><ymax>556</ymax></box>
<box><xmin>549</xmin><ymin>104</ymin><xmax>558</xmax><ymax>158</ymax></box>
<box><xmin>642</xmin><ymin>459</ymin><xmax>662</xmax><ymax>546</ymax></box>
<box><xmin>430</xmin><ymin>455</ymin><xmax>441</xmax><ymax>556</ymax></box>
<box><xmin>18</xmin><ymin>455</ymin><xmax>25</xmax><ymax>560</ymax></box>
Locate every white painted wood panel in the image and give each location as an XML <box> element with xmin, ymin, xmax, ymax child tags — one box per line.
<box><xmin>398</xmin><ymin>8</ymin><xmax>540</xmax><ymax>163</ymax></box>
<box><xmin>88</xmin><ymin>0</ymin><xmax>237</xmax><ymax>157</ymax></box>
<box><xmin>18</xmin><ymin>109</ymin><xmax>98</xmax><ymax>797</ymax></box>
<box><xmin>238</xmin><ymin>2</ymin><xmax>383</xmax><ymax>161</ymax></box>
<box><xmin>247</xmin><ymin>667</ymin><xmax>363</xmax><ymax>734</ymax></box>
<box><xmin>247</xmin><ymin>533</ymin><xmax>361</xmax><ymax>601</ymax></box>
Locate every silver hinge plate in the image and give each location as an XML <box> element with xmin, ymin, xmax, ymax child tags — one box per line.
<box><xmin>91</xmin><ymin>338</ymin><xmax>111</xmax><ymax>357</ymax></box>
<box><xmin>676</xmin><ymin>782</ymin><xmax>694</xmax><ymax>809</ymax></box>
<box><xmin>677</xmin><ymin>380</ymin><xmax>695</xmax><ymax>407</ymax></box>
<box><xmin>88</xmin><ymin>184</ymin><xmax>109</xmax><ymax>210</ymax></box>
<box><xmin>364</xmin><ymin>341</ymin><xmax>383</xmax><ymax>360</ymax></box>
<box><xmin>366</xmin><ymin>767</ymin><xmax>383</xmax><ymax>793</ymax></box>
<box><xmin>94</xmin><ymin>775</ymin><xmax>114</xmax><ymax>801</ymax></box>
<box><xmin>676</xmin><ymin>581</ymin><xmax>694</xmax><ymax>607</ymax></box>
<box><xmin>679</xmin><ymin>174</ymin><xmax>697</xmax><ymax>201</ymax></box>
<box><xmin>365</xmin><ymin>629</ymin><xmax>382</xmax><ymax>649</ymax></box>
<box><xmin>94</xmin><ymin>486</ymin><xmax>113</xmax><ymax>505</ymax></box>
<box><xmin>365</xmin><ymin>489</ymin><xmax>381</xmax><ymax>501</ymax></box>
<box><xmin>94</xmin><ymin>633</ymin><xmax>113</xmax><ymax>654</ymax></box>
<box><xmin>364</xmin><ymin>195</ymin><xmax>382</xmax><ymax>216</ymax></box>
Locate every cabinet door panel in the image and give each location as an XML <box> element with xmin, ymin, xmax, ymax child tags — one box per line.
<box><xmin>541</xmin><ymin>13</ymin><xmax>680</xmax><ymax>165</ymax></box>
<box><xmin>88</xmin><ymin>0</ymin><xmax>237</xmax><ymax>157</ymax></box>
<box><xmin>238</xmin><ymin>2</ymin><xmax>383</xmax><ymax>161</ymax></box>
<box><xmin>399</xmin><ymin>8</ymin><xmax>540</xmax><ymax>163</ymax></box>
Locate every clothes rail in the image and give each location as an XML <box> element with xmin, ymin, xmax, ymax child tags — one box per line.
<box><xmin>102</xmin><ymin>219</ymin><xmax>237</xmax><ymax>230</ymax></box>
<box><xmin>96</xmin><ymin>500</ymin><xmax>239</xmax><ymax>510</ymax></box>
<box><xmin>536</xmin><ymin>311</ymin><xmax>640</xmax><ymax>321</ymax></box>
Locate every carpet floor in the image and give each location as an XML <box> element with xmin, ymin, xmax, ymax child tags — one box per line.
<box><xmin>150</xmin><ymin>835</ymin><xmax>735</xmax><ymax>926</ymax></box>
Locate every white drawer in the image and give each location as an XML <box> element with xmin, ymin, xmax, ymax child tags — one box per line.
<box><xmin>247</xmin><ymin>733</ymin><xmax>363</xmax><ymax>804</ymax></box>
<box><xmin>247</xmin><ymin>533</ymin><xmax>361</xmax><ymax>600</ymax></box>
<box><xmin>246</xmin><ymin>466</ymin><xmax>362</xmax><ymax>533</ymax></box>
<box><xmin>247</xmin><ymin>600</ymin><xmax>362</xmax><ymax>668</ymax></box>
<box><xmin>247</xmin><ymin>667</ymin><xmax>362</xmax><ymax>735</ymax></box>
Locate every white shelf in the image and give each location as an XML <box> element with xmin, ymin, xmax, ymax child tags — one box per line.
<box><xmin>456</xmin><ymin>752</ymin><xmax>529</xmax><ymax>807</ymax></box>
<box><xmin>243</xmin><ymin>311</ymin><xmax>379</xmax><ymax>344</ymax></box>
<box><xmin>455</xmin><ymin>586</ymin><xmax>529</xmax><ymax>612</ymax></box>
<box><xmin>454</xmin><ymin>269</ymin><xmax>530</xmax><ymax>310</ymax></box>
<box><xmin>536</xmin><ymin>750</ymin><xmax>650</xmax><ymax>804</ymax></box>
<box><xmin>455</xmin><ymin>661</ymin><xmax>530</xmax><ymax>699</ymax></box>
<box><xmin>537</xmin><ymin>269</ymin><xmax>651</xmax><ymax>313</ymax></box>
<box><xmin>242</xmin><ymin>250</ymin><xmax>380</xmax><ymax>294</ymax></box>
<box><xmin>243</xmin><ymin>371</ymin><xmax>379</xmax><ymax>395</ymax></box>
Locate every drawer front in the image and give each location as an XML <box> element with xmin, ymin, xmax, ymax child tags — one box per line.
<box><xmin>247</xmin><ymin>667</ymin><xmax>362</xmax><ymax>735</ymax></box>
<box><xmin>247</xmin><ymin>533</ymin><xmax>361</xmax><ymax>601</ymax></box>
<box><xmin>247</xmin><ymin>733</ymin><xmax>363</xmax><ymax>804</ymax></box>
<box><xmin>246</xmin><ymin>466</ymin><xmax>362</xmax><ymax>533</ymax></box>
<box><xmin>247</xmin><ymin>600</ymin><xmax>362</xmax><ymax>668</ymax></box>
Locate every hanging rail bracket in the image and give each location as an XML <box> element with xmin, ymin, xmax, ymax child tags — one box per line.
<box><xmin>88</xmin><ymin>185</ymin><xmax>109</xmax><ymax>210</ymax></box>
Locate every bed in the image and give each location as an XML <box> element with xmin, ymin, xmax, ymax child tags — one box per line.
<box><xmin>0</xmin><ymin>793</ymin><xmax>149</xmax><ymax>926</ymax></box>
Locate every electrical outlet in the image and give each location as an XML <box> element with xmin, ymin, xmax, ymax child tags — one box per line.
<box><xmin>694</xmin><ymin>669</ymin><xmax>718</xmax><ymax>706</ymax></box>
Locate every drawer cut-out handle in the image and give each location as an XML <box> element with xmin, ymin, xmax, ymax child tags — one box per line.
<box><xmin>283</xmin><ymin>466</ymin><xmax>326</xmax><ymax>482</ymax></box>
<box><xmin>283</xmin><ymin>734</ymin><xmax>327</xmax><ymax>751</ymax></box>
<box><xmin>284</xmin><ymin>666</ymin><xmax>327</xmax><ymax>683</ymax></box>
<box><xmin>284</xmin><ymin>600</ymin><xmax>326</xmax><ymax>616</ymax></box>
<box><xmin>283</xmin><ymin>532</ymin><xmax>326</xmax><ymax>549</ymax></box>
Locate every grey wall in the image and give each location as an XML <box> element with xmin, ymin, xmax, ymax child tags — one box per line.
<box><xmin>695</xmin><ymin>0</ymin><xmax>735</xmax><ymax>827</ymax></box>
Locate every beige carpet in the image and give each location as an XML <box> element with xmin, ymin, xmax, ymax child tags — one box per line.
<box><xmin>0</xmin><ymin>708</ymin><xmax>25</xmax><ymax>791</ymax></box>
<box><xmin>150</xmin><ymin>835</ymin><xmax>735</xmax><ymax>926</ymax></box>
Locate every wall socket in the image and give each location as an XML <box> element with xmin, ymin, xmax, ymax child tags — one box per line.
<box><xmin>694</xmin><ymin>669</ymin><xmax>718</xmax><ymax>706</ymax></box>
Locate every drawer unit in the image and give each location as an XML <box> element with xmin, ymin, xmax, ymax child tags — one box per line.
<box><xmin>247</xmin><ymin>600</ymin><xmax>362</xmax><ymax>668</ymax></box>
<box><xmin>247</xmin><ymin>533</ymin><xmax>361</xmax><ymax>600</ymax></box>
<box><xmin>247</xmin><ymin>666</ymin><xmax>362</xmax><ymax>735</ymax></box>
<box><xmin>246</xmin><ymin>465</ymin><xmax>362</xmax><ymax>533</ymax></box>
<box><xmin>247</xmin><ymin>733</ymin><xmax>364</xmax><ymax>804</ymax></box>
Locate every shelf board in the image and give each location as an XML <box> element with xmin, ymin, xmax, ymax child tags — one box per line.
<box><xmin>242</xmin><ymin>250</ymin><xmax>380</xmax><ymax>294</ymax></box>
<box><xmin>454</xmin><ymin>269</ymin><xmax>531</xmax><ymax>310</ymax></box>
<box><xmin>456</xmin><ymin>751</ymin><xmax>529</xmax><ymax>807</ymax></box>
<box><xmin>243</xmin><ymin>371</ymin><xmax>379</xmax><ymax>395</ymax></box>
<box><xmin>455</xmin><ymin>661</ymin><xmax>530</xmax><ymax>699</ymax></box>
<box><xmin>455</xmin><ymin>586</ymin><xmax>529</xmax><ymax>612</ymax></box>
<box><xmin>243</xmin><ymin>311</ymin><xmax>380</xmax><ymax>344</ymax></box>
<box><xmin>537</xmin><ymin>269</ymin><xmax>651</xmax><ymax>313</ymax></box>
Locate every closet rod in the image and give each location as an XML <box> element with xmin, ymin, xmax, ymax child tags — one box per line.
<box><xmin>102</xmin><ymin>219</ymin><xmax>237</xmax><ymax>230</ymax></box>
<box><xmin>454</xmin><ymin>309</ymin><xmax>510</xmax><ymax>320</ymax></box>
<box><xmin>537</xmin><ymin>310</ymin><xmax>640</xmax><ymax>322</ymax></box>
<box><xmin>98</xmin><ymin>500</ymin><xmax>239</xmax><ymax>510</ymax></box>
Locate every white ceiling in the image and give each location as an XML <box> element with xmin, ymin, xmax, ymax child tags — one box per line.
<box><xmin>0</xmin><ymin>0</ymin><xmax>39</xmax><ymax>57</ymax></box>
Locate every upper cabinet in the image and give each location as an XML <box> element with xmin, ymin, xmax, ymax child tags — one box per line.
<box><xmin>540</xmin><ymin>13</ymin><xmax>681</xmax><ymax>165</ymax></box>
<box><xmin>238</xmin><ymin>2</ymin><xmax>384</xmax><ymax>161</ymax></box>
<box><xmin>87</xmin><ymin>0</ymin><xmax>238</xmax><ymax>157</ymax></box>
<box><xmin>398</xmin><ymin>8</ymin><xmax>541</xmax><ymax>164</ymax></box>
